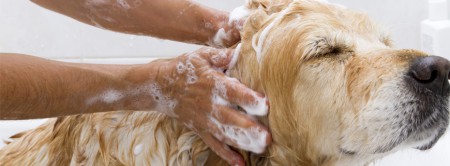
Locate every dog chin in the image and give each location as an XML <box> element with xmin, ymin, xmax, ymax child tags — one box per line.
<box><xmin>370</xmin><ymin>126</ymin><xmax>445</xmax><ymax>154</ymax></box>
<box><xmin>404</xmin><ymin>109</ymin><xmax>448</xmax><ymax>151</ymax></box>
<box><xmin>349</xmin><ymin>106</ymin><xmax>448</xmax><ymax>155</ymax></box>
<box><xmin>398</xmin><ymin>87</ymin><xmax>450</xmax><ymax>151</ymax></box>
<box><xmin>411</xmin><ymin>105</ymin><xmax>449</xmax><ymax>150</ymax></box>
<box><xmin>413</xmin><ymin>127</ymin><xmax>447</xmax><ymax>150</ymax></box>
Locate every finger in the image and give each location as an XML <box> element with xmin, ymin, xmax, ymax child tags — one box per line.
<box><xmin>197</xmin><ymin>47</ymin><xmax>234</xmax><ymax>69</ymax></box>
<box><xmin>213</xmin><ymin>74</ymin><xmax>269</xmax><ymax>116</ymax></box>
<box><xmin>198</xmin><ymin>132</ymin><xmax>245</xmax><ymax>166</ymax></box>
<box><xmin>233</xmin><ymin>19</ymin><xmax>245</xmax><ymax>31</ymax></box>
<box><xmin>211</xmin><ymin>104</ymin><xmax>254</xmax><ymax>128</ymax></box>
<box><xmin>210</xmin><ymin>105</ymin><xmax>272</xmax><ymax>154</ymax></box>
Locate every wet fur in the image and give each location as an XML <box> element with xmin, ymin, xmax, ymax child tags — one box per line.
<box><xmin>1</xmin><ymin>0</ymin><xmax>447</xmax><ymax>165</ymax></box>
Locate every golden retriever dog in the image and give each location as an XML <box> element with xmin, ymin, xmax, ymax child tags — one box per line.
<box><xmin>1</xmin><ymin>0</ymin><xmax>449</xmax><ymax>165</ymax></box>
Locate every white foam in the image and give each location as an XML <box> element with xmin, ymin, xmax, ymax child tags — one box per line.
<box><xmin>211</xmin><ymin>72</ymin><xmax>267</xmax><ymax>115</ymax></box>
<box><xmin>176</xmin><ymin>61</ymin><xmax>186</xmax><ymax>74</ymax></box>
<box><xmin>207</xmin><ymin>5</ymin><xmax>250</xmax><ymax>48</ymax></box>
<box><xmin>176</xmin><ymin>58</ymin><xmax>198</xmax><ymax>84</ymax></box>
<box><xmin>211</xmin><ymin>49</ymin><xmax>228</xmax><ymax>66</ymax></box>
<box><xmin>210</xmin><ymin>28</ymin><xmax>229</xmax><ymax>48</ymax></box>
<box><xmin>212</xmin><ymin>95</ymin><xmax>230</xmax><ymax>107</ymax></box>
<box><xmin>204</xmin><ymin>22</ymin><xmax>214</xmax><ymax>30</ymax></box>
<box><xmin>227</xmin><ymin>43</ymin><xmax>241</xmax><ymax>72</ymax></box>
<box><xmin>148</xmin><ymin>83</ymin><xmax>178</xmax><ymax>117</ymax></box>
<box><xmin>252</xmin><ymin>9</ymin><xmax>290</xmax><ymax>63</ymax></box>
<box><xmin>101</xmin><ymin>90</ymin><xmax>124</xmax><ymax>103</ymax></box>
<box><xmin>229</xmin><ymin>6</ymin><xmax>250</xmax><ymax>31</ymax></box>
<box><xmin>210</xmin><ymin>117</ymin><xmax>268</xmax><ymax>154</ymax></box>
<box><xmin>211</xmin><ymin>76</ymin><xmax>231</xmax><ymax>107</ymax></box>
<box><xmin>185</xmin><ymin>60</ymin><xmax>197</xmax><ymax>84</ymax></box>
<box><xmin>134</xmin><ymin>144</ymin><xmax>143</xmax><ymax>155</ymax></box>
<box><xmin>86</xmin><ymin>89</ymin><xmax>124</xmax><ymax>105</ymax></box>
<box><xmin>214</xmin><ymin>77</ymin><xmax>227</xmax><ymax>97</ymax></box>
<box><xmin>240</xmin><ymin>94</ymin><xmax>268</xmax><ymax>116</ymax></box>
<box><xmin>86</xmin><ymin>83</ymin><xmax>180</xmax><ymax>116</ymax></box>
<box><xmin>229</xmin><ymin>6</ymin><xmax>250</xmax><ymax>24</ymax></box>
<box><xmin>116</xmin><ymin>0</ymin><xmax>130</xmax><ymax>9</ymax></box>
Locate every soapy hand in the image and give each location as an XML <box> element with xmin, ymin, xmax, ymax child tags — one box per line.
<box><xmin>134</xmin><ymin>47</ymin><xmax>271</xmax><ymax>166</ymax></box>
<box><xmin>207</xmin><ymin>17</ymin><xmax>244</xmax><ymax>48</ymax></box>
<box><xmin>207</xmin><ymin>5</ymin><xmax>249</xmax><ymax>48</ymax></box>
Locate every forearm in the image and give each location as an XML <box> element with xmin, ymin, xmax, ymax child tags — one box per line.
<box><xmin>0</xmin><ymin>53</ymin><xmax>155</xmax><ymax>119</ymax></box>
<box><xmin>31</xmin><ymin>0</ymin><xmax>228</xmax><ymax>45</ymax></box>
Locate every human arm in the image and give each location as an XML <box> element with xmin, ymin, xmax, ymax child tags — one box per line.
<box><xmin>30</xmin><ymin>0</ymin><xmax>241</xmax><ymax>47</ymax></box>
<box><xmin>0</xmin><ymin>53</ymin><xmax>136</xmax><ymax>118</ymax></box>
<box><xmin>0</xmin><ymin>48</ymin><xmax>271</xmax><ymax>165</ymax></box>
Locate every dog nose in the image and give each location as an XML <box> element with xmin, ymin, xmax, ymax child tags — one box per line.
<box><xmin>409</xmin><ymin>56</ymin><xmax>450</xmax><ymax>94</ymax></box>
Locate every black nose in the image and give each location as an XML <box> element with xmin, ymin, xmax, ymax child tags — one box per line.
<box><xmin>409</xmin><ymin>56</ymin><xmax>450</xmax><ymax>95</ymax></box>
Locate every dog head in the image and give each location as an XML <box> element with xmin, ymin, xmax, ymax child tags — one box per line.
<box><xmin>228</xmin><ymin>0</ymin><xmax>450</xmax><ymax>165</ymax></box>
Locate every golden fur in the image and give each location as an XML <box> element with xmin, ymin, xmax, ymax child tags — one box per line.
<box><xmin>0</xmin><ymin>0</ymin><xmax>444</xmax><ymax>165</ymax></box>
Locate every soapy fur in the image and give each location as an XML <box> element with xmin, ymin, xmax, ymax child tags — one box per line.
<box><xmin>229</xmin><ymin>6</ymin><xmax>251</xmax><ymax>31</ymax></box>
<box><xmin>227</xmin><ymin>43</ymin><xmax>242</xmax><ymax>71</ymax></box>
<box><xmin>252</xmin><ymin>8</ymin><xmax>289</xmax><ymax>63</ymax></box>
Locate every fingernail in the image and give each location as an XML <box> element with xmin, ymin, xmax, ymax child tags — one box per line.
<box><xmin>231</xmin><ymin>156</ymin><xmax>245</xmax><ymax>166</ymax></box>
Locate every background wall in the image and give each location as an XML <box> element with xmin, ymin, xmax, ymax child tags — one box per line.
<box><xmin>333</xmin><ymin>0</ymin><xmax>450</xmax><ymax>50</ymax></box>
<box><xmin>0</xmin><ymin>0</ymin><xmax>242</xmax><ymax>61</ymax></box>
<box><xmin>1</xmin><ymin>0</ymin><xmax>449</xmax><ymax>165</ymax></box>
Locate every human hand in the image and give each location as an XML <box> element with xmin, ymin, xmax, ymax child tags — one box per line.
<box><xmin>207</xmin><ymin>6</ymin><xmax>249</xmax><ymax>48</ymax></box>
<box><xmin>128</xmin><ymin>47</ymin><xmax>271</xmax><ymax>165</ymax></box>
<box><xmin>207</xmin><ymin>16</ymin><xmax>245</xmax><ymax>48</ymax></box>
